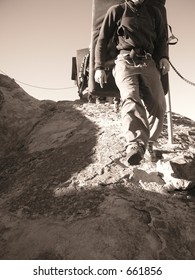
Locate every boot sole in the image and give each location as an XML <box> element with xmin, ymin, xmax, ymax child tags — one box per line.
<box><xmin>127</xmin><ymin>152</ymin><xmax>143</xmax><ymax>166</ymax></box>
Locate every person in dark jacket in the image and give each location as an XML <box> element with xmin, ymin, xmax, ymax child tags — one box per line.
<box><xmin>94</xmin><ymin>0</ymin><xmax>169</xmax><ymax>165</ymax></box>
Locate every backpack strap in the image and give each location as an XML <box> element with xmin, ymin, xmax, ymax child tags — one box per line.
<box><xmin>146</xmin><ymin>3</ymin><xmax>178</xmax><ymax>45</ymax></box>
<box><xmin>112</xmin><ymin>3</ymin><xmax>126</xmax><ymax>44</ymax></box>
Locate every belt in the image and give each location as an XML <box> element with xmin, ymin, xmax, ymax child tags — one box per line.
<box><xmin>120</xmin><ymin>48</ymin><xmax>152</xmax><ymax>59</ymax></box>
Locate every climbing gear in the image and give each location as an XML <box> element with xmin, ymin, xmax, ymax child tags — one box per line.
<box><xmin>167</xmin><ymin>25</ymin><xmax>179</xmax><ymax>45</ymax></box>
<box><xmin>166</xmin><ymin>21</ymin><xmax>195</xmax><ymax>88</ymax></box>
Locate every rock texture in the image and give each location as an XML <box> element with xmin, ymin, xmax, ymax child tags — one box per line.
<box><xmin>0</xmin><ymin>74</ymin><xmax>195</xmax><ymax>260</ymax></box>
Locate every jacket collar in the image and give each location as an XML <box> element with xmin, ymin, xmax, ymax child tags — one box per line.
<box><xmin>127</xmin><ymin>1</ymin><xmax>146</xmax><ymax>11</ymax></box>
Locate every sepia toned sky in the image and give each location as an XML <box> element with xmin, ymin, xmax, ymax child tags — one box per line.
<box><xmin>0</xmin><ymin>0</ymin><xmax>195</xmax><ymax>120</ymax></box>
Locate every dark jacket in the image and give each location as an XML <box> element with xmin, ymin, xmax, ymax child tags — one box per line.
<box><xmin>148</xmin><ymin>0</ymin><xmax>166</xmax><ymax>6</ymax></box>
<box><xmin>95</xmin><ymin>0</ymin><xmax>168</xmax><ymax>70</ymax></box>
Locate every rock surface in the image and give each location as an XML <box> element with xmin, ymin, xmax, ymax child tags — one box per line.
<box><xmin>0</xmin><ymin>74</ymin><xmax>195</xmax><ymax>260</ymax></box>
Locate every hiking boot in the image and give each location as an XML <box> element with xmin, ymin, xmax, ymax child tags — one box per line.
<box><xmin>126</xmin><ymin>142</ymin><xmax>145</xmax><ymax>166</ymax></box>
<box><xmin>145</xmin><ymin>141</ymin><xmax>162</xmax><ymax>162</ymax></box>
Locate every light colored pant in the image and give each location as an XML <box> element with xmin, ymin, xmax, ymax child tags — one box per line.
<box><xmin>113</xmin><ymin>55</ymin><xmax>166</xmax><ymax>148</ymax></box>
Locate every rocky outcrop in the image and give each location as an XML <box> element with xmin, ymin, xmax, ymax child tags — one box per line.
<box><xmin>0</xmin><ymin>74</ymin><xmax>195</xmax><ymax>260</ymax></box>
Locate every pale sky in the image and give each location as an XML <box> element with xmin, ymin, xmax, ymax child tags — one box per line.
<box><xmin>0</xmin><ymin>0</ymin><xmax>195</xmax><ymax>120</ymax></box>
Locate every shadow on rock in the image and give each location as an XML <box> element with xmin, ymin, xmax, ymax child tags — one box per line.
<box><xmin>0</xmin><ymin>74</ymin><xmax>99</xmax><ymax>217</ymax></box>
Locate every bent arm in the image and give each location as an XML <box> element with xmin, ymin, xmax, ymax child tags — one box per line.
<box><xmin>95</xmin><ymin>5</ymin><xmax>122</xmax><ymax>70</ymax></box>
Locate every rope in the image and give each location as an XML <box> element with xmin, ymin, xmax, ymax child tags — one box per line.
<box><xmin>166</xmin><ymin>25</ymin><xmax>195</xmax><ymax>86</ymax></box>
<box><xmin>169</xmin><ymin>60</ymin><xmax>195</xmax><ymax>87</ymax></box>
<box><xmin>167</xmin><ymin>25</ymin><xmax>179</xmax><ymax>45</ymax></box>
<box><xmin>0</xmin><ymin>69</ymin><xmax>76</xmax><ymax>90</ymax></box>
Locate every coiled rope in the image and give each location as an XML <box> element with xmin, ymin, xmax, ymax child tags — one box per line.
<box><xmin>166</xmin><ymin>27</ymin><xmax>195</xmax><ymax>86</ymax></box>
